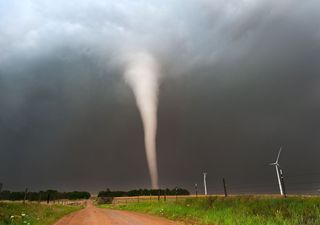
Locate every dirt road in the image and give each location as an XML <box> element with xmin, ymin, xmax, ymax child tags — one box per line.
<box><xmin>53</xmin><ymin>201</ymin><xmax>181</xmax><ymax>225</ymax></box>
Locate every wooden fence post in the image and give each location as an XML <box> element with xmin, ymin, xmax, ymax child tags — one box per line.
<box><xmin>223</xmin><ymin>178</ymin><xmax>228</xmax><ymax>197</ymax></box>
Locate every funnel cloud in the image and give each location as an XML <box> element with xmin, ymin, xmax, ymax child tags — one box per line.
<box><xmin>124</xmin><ymin>52</ymin><xmax>160</xmax><ymax>188</ymax></box>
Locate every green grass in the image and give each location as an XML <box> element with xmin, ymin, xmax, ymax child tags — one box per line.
<box><xmin>0</xmin><ymin>202</ymin><xmax>82</xmax><ymax>225</ymax></box>
<box><xmin>101</xmin><ymin>195</ymin><xmax>320</xmax><ymax>225</ymax></box>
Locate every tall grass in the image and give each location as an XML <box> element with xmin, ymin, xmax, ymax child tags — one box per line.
<box><xmin>102</xmin><ymin>195</ymin><xmax>320</xmax><ymax>225</ymax></box>
<box><xmin>0</xmin><ymin>202</ymin><xmax>81</xmax><ymax>225</ymax></box>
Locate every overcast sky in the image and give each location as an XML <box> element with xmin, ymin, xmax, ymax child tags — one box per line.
<box><xmin>1</xmin><ymin>0</ymin><xmax>320</xmax><ymax>194</ymax></box>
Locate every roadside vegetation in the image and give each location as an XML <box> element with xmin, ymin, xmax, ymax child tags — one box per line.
<box><xmin>98</xmin><ymin>188</ymin><xmax>189</xmax><ymax>197</ymax></box>
<box><xmin>0</xmin><ymin>202</ymin><xmax>81</xmax><ymax>225</ymax></box>
<box><xmin>0</xmin><ymin>190</ymin><xmax>90</xmax><ymax>201</ymax></box>
<box><xmin>101</xmin><ymin>195</ymin><xmax>320</xmax><ymax>225</ymax></box>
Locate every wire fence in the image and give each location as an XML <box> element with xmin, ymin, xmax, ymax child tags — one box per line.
<box><xmin>111</xmin><ymin>195</ymin><xmax>209</xmax><ymax>205</ymax></box>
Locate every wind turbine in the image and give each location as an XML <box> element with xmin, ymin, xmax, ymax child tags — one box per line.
<box><xmin>203</xmin><ymin>172</ymin><xmax>208</xmax><ymax>195</ymax></box>
<box><xmin>270</xmin><ymin>147</ymin><xmax>284</xmax><ymax>195</ymax></box>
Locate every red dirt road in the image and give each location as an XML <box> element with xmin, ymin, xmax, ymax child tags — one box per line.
<box><xmin>53</xmin><ymin>201</ymin><xmax>181</xmax><ymax>225</ymax></box>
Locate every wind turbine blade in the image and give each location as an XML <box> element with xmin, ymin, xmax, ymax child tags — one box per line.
<box><xmin>276</xmin><ymin>147</ymin><xmax>282</xmax><ymax>163</ymax></box>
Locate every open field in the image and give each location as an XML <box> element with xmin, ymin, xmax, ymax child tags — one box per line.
<box><xmin>0</xmin><ymin>202</ymin><xmax>82</xmax><ymax>225</ymax></box>
<box><xmin>101</xmin><ymin>195</ymin><xmax>320</xmax><ymax>225</ymax></box>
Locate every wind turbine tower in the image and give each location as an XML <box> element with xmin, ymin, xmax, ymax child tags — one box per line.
<box><xmin>203</xmin><ymin>172</ymin><xmax>208</xmax><ymax>195</ymax></box>
<box><xmin>270</xmin><ymin>147</ymin><xmax>284</xmax><ymax>195</ymax></box>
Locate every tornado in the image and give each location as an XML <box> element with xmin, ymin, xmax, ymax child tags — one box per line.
<box><xmin>124</xmin><ymin>52</ymin><xmax>160</xmax><ymax>189</ymax></box>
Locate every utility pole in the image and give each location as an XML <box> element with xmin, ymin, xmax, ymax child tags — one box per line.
<box><xmin>0</xmin><ymin>183</ymin><xmax>2</xmax><ymax>200</ymax></box>
<box><xmin>280</xmin><ymin>169</ymin><xmax>287</xmax><ymax>198</ymax></box>
<box><xmin>38</xmin><ymin>192</ymin><xmax>42</xmax><ymax>203</ymax></box>
<box><xmin>203</xmin><ymin>172</ymin><xmax>208</xmax><ymax>195</ymax></box>
<box><xmin>164</xmin><ymin>189</ymin><xmax>167</xmax><ymax>202</ymax></box>
<box><xmin>195</xmin><ymin>183</ymin><xmax>198</xmax><ymax>197</ymax></box>
<box><xmin>223</xmin><ymin>178</ymin><xmax>228</xmax><ymax>197</ymax></box>
<box><xmin>47</xmin><ymin>193</ymin><xmax>50</xmax><ymax>204</ymax></box>
<box><xmin>175</xmin><ymin>186</ymin><xmax>178</xmax><ymax>202</ymax></box>
<box><xmin>23</xmin><ymin>188</ymin><xmax>28</xmax><ymax>204</ymax></box>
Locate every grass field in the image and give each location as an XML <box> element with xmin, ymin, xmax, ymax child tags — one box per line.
<box><xmin>0</xmin><ymin>202</ymin><xmax>82</xmax><ymax>225</ymax></box>
<box><xmin>101</xmin><ymin>195</ymin><xmax>320</xmax><ymax>225</ymax></box>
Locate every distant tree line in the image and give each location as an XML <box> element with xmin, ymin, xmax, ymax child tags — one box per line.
<box><xmin>0</xmin><ymin>190</ymin><xmax>90</xmax><ymax>201</ymax></box>
<box><xmin>98</xmin><ymin>188</ymin><xmax>190</xmax><ymax>197</ymax></box>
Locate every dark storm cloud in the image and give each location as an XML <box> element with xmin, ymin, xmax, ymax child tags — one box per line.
<box><xmin>0</xmin><ymin>0</ymin><xmax>320</xmax><ymax>193</ymax></box>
